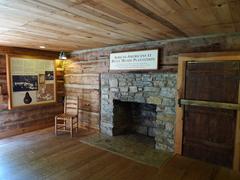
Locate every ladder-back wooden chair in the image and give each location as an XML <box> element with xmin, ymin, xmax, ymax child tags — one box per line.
<box><xmin>55</xmin><ymin>96</ymin><xmax>79</xmax><ymax>137</ymax></box>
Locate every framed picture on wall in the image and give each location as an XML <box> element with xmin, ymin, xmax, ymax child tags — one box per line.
<box><xmin>39</xmin><ymin>74</ymin><xmax>45</xmax><ymax>84</ymax></box>
<box><xmin>7</xmin><ymin>56</ymin><xmax>56</xmax><ymax>109</ymax></box>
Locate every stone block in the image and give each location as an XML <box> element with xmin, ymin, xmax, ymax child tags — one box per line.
<box><xmin>142</xmin><ymin>81</ymin><xmax>153</xmax><ymax>86</ymax></box>
<box><xmin>101</xmin><ymin>73</ymin><xmax>109</xmax><ymax>79</ymax></box>
<box><xmin>165</xmin><ymin>121</ymin><xmax>174</xmax><ymax>132</ymax></box>
<box><xmin>142</xmin><ymin>118</ymin><xmax>155</xmax><ymax>127</ymax></box>
<box><xmin>147</xmin><ymin>96</ymin><xmax>162</xmax><ymax>105</ymax></box>
<box><xmin>134</xmin><ymin>96</ymin><xmax>145</xmax><ymax>103</ymax></box>
<box><xmin>119</xmin><ymin>81</ymin><xmax>127</xmax><ymax>86</ymax></box>
<box><xmin>120</xmin><ymin>92</ymin><xmax>128</xmax><ymax>96</ymax></box>
<box><xmin>135</xmin><ymin>74</ymin><xmax>142</xmax><ymax>78</ymax></box>
<box><xmin>110</xmin><ymin>87</ymin><xmax>119</xmax><ymax>92</ymax></box>
<box><xmin>101</xmin><ymin>94</ymin><xmax>109</xmax><ymax>100</ymax></box>
<box><xmin>155</xmin><ymin>74</ymin><xmax>164</xmax><ymax>80</ymax></box>
<box><xmin>120</xmin><ymin>96</ymin><xmax>128</xmax><ymax>101</ymax></box>
<box><xmin>126</xmin><ymin>74</ymin><xmax>135</xmax><ymax>78</ymax></box>
<box><xmin>135</xmin><ymin>125</ymin><xmax>148</xmax><ymax>135</ymax></box>
<box><xmin>164</xmin><ymin>107</ymin><xmax>176</xmax><ymax>115</ymax></box>
<box><xmin>101</xmin><ymin>87</ymin><xmax>109</xmax><ymax>94</ymax></box>
<box><xmin>144</xmin><ymin>87</ymin><xmax>159</xmax><ymax>92</ymax></box>
<box><xmin>101</xmin><ymin>78</ymin><xmax>109</xmax><ymax>86</ymax></box>
<box><xmin>166</xmin><ymin>79</ymin><xmax>176</xmax><ymax>88</ymax></box>
<box><xmin>153</xmin><ymin>81</ymin><xmax>166</xmax><ymax>87</ymax></box>
<box><xmin>156</xmin><ymin>105</ymin><xmax>164</xmax><ymax>112</ymax></box>
<box><xmin>156</xmin><ymin>114</ymin><xmax>175</xmax><ymax>122</ymax></box>
<box><xmin>148</xmin><ymin>127</ymin><xmax>156</xmax><ymax>137</ymax></box>
<box><xmin>127</xmin><ymin>82</ymin><xmax>133</xmax><ymax>86</ymax></box>
<box><xmin>144</xmin><ymin>91</ymin><xmax>160</xmax><ymax>97</ymax></box>
<box><xmin>162</xmin><ymin>98</ymin><xmax>175</xmax><ymax>106</ymax></box>
<box><xmin>155</xmin><ymin>143</ymin><xmax>167</xmax><ymax>151</ymax></box>
<box><xmin>133</xmin><ymin>81</ymin><xmax>144</xmax><ymax>87</ymax></box>
<box><xmin>142</xmin><ymin>74</ymin><xmax>152</xmax><ymax>81</ymax></box>
<box><xmin>160</xmin><ymin>87</ymin><xmax>176</xmax><ymax>98</ymax></box>
<box><xmin>127</xmin><ymin>96</ymin><xmax>134</xmax><ymax>101</ymax></box>
<box><xmin>129</xmin><ymin>86</ymin><xmax>138</xmax><ymax>93</ymax></box>
<box><xmin>109</xmin><ymin>79</ymin><xmax>118</xmax><ymax>88</ymax></box>
<box><xmin>100</xmin><ymin>125</ymin><xmax>113</xmax><ymax>136</ymax></box>
<box><xmin>119</xmin><ymin>87</ymin><xmax>128</xmax><ymax>92</ymax></box>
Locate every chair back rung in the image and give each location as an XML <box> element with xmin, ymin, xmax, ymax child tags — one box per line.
<box><xmin>64</xmin><ymin>96</ymin><xmax>78</xmax><ymax>116</ymax></box>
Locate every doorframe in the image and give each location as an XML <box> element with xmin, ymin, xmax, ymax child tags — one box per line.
<box><xmin>174</xmin><ymin>52</ymin><xmax>240</xmax><ymax>172</ymax></box>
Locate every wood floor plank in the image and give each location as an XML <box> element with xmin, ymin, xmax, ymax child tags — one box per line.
<box><xmin>0</xmin><ymin>128</ymin><xmax>240</xmax><ymax>180</ymax></box>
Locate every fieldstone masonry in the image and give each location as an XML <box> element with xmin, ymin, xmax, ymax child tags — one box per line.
<box><xmin>101</xmin><ymin>72</ymin><xmax>177</xmax><ymax>152</ymax></box>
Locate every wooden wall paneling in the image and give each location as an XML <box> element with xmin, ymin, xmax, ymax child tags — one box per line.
<box><xmin>78</xmin><ymin>109</ymin><xmax>100</xmax><ymax>129</ymax></box>
<box><xmin>0</xmin><ymin>46</ymin><xmax>63</xmax><ymax>138</ymax></box>
<box><xmin>5</xmin><ymin>54</ymin><xmax>11</xmax><ymax>109</ymax></box>
<box><xmin>175</xmin><ymin>52</ymin><xmax>240</xmax><ymax>172</ymax></box>
<box><xmin>0</xmin><ymin>54</ymin><xmax>7</xmax><ymax>109</ymax></box>
<box><xmin>0</xmin><ymin>54</ymin><xmax>7</xmax><ymax>107</ymax></box>
<box><xmin>64</xmin><ymin>74</ymin><xmax>99</xmax><ymax>86</ymax></box>
<box><xmin>64</xmin><ymin>58</ymin><xmax>104</xmax><ymax>129</ymax></box>
<box><xmin>0</xmin><ymin>104</ymin><xmax>63</xmax><ymax>139</ymax></box>
<box><xmin>65</xmin><ymin>59</ymin><xmax>109</xmax><ymax>74</ymax></box>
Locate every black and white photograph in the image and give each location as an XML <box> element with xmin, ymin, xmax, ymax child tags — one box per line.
<box><xmin>45</xmin><ymin>71</ymin><xmax>54</xmax><ymax>80</ymax></box>
<box><xmin>39</xmin><ymin>74</ymin><xmax>45</xmax><ymax>84</ymax></box>
<box><xmin>12</xmin><ymin>75</ymin><xmax>38</xmax><ymax>92</ymax></box>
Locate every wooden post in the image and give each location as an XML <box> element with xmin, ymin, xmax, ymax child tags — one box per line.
<box><xmin>174</xmin><ymin>57</ymin><xmax>186</xmax><ymax>154</ymax></box>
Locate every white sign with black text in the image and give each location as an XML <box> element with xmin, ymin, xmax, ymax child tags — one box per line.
<box><xmin>110</xmin><ymin>49</ymin><xmax>158</xmax><ymax>70</ymax></box>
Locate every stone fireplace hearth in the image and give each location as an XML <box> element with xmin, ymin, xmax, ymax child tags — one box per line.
<box><xmin>100</xmin><ymin>73</ymin><xmax>177</xmax><ymax>152</ymax></box>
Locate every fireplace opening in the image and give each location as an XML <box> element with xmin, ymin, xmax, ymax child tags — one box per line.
<box><xmin>113</xmin><ymin>100</ymin><xmax>157</xmax><ymax>138</ymax></box>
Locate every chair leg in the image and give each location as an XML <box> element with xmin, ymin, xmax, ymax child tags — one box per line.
<box><xmin>55</xmin><ymin>116</ymin><xmax>57</xmax><ymax>136</ymax></box>
<box><xmin>70</xmin><ymin>118</ymin><xmax>73</xmax><ymax>138</ymax></box>
<box><xmin>64</xmin><ymin>120</ymin><xmax>66</xmax><ymax>130</ymax></box>
<box><xmin>76</xmin><ymin>117</ymin><xmax>78</xmax><ymax>133</ymax></box>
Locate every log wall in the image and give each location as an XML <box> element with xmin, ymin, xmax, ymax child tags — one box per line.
<box><xmin>0</xmin><ymin>47</ymin><xmax>63</xmax><ymax>138</ymax></box>
<box><xmin>68</xmin><ymin>33</ymin><xmax>240</xmax><ymax>130</ymax></box>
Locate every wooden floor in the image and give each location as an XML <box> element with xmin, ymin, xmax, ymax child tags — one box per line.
<box><xmin>0</xmin><ymin>128</ymin><xmax>240</xmax><ymax>180</ymax></box>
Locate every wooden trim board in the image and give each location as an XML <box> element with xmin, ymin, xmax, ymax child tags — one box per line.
<box><xmin>175</xmin><ymin>51</ymin><xmax>240</xmax><ymax>172</ymax></box>
<box><xmin>179</xmin><ymin>99</ymin><xmax>240</xmax><ymax>110</ymax></box>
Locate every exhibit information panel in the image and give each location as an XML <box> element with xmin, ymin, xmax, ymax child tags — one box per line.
<box><xmin>110</xmin><ymin>49</ymin><xmax>158</xmax><ymax>71</ymax></box>
<box><xmin>10</xmin><ymin>57</ymin><xmax>56</xmax><ymax>108</ymax></box>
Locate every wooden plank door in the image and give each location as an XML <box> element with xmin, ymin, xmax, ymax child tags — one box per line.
<box><xmin>182</xmin><ymin>61</ymin><xmax>239</xmax><ymax>168</ymax></box>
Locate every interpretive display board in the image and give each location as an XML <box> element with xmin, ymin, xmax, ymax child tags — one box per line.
<box><xmin>110</xmin><ymin>49</ymin><xmax>158</xmax><ymax>71</ymax></box>
<box><xmin>8</xmin><ymin>57</ymin><xmax>56</xmax><ymax>109</ymax></box>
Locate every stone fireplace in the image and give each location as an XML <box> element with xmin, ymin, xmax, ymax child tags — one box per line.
<box><xmin>100</xmin><ymin>72</ymin><xmax>177</xmax><ymax>152</ymax></box>
<box><xmin>113</xmin><ymin>100</ymin><xmax>157</xmax><ymax>137</ymax></box>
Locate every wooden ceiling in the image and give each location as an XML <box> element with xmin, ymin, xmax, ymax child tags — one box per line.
<box><xmin>0</xmin><ymin>0</ymin><xmax>239</xmax><ymax>51</ymax></box>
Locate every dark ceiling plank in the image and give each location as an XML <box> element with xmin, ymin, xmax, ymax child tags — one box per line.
<box><xmin>121</xmin><ymin>0</ymin><xmax>188</xmax><ymax>37</ymax></box>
